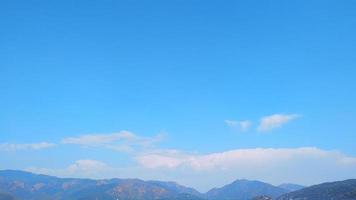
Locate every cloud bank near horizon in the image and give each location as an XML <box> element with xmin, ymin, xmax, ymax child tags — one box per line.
<box><xmin>26</xmin><ymin>146</ymin><xmax>356</xmax><ymax>192</ymax></box>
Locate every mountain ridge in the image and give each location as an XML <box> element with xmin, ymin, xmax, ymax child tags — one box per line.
<box><xmin>1</xmin><ymin>170</ymin><xmax>355</xmax><ymax>200</ymax></box>
<box><xmin>0</xmin><ymin>170</ymin><xmax>202</xmax><ymax>200</ymax></box>
<box><xmin>277</xmin><ymin>179</ymin><xmax>356</xmax><ymax>200</ymax></box>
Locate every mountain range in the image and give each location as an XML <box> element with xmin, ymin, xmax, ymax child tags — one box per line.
<box><xmin>0</xmin><ymin>170</ymin><xmax>355</xmax><ymax>200</ymax></box>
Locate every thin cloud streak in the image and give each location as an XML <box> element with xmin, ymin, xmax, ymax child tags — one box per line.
<box><xmin>0</xmin><ymin>142</ymin><xmax>56</xmax><ymax>151</ymax></box>
<box><xmin>61</xmin><ymin>131</ymin><xmax>164</xmax><ymax>153</ymax></box>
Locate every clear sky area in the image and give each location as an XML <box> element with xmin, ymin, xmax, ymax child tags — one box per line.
<box><xmin>1</xmin><ymin>0</ymin><xmax>356</xmax><ymax>192</ymax></box>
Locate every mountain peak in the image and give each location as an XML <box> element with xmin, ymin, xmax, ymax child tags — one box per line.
<box><xmin>206</xmin><ymin>179</ymin><xmax>288</xmax><ymax>200</ymax></box>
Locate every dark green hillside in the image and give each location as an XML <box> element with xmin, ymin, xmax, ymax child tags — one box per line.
<box><xmin>277</xmin><ymin>179</ymin><xmax>356</xmax><ymax>200</ymax></box>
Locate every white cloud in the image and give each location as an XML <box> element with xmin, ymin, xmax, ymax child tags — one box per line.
<box><xmin>257</xmin><ymin>114</ymin><xmax>300</xmax><ymax>132</ymax></box>
<box><xmin>61</xmin><ymin>131</ymin><xmax>163</xmax><ymax>152</ymax></box>
<box><xmin>225</xmin><ymin>120</ymin><xmax>252</xmax><ymax>132</ymax></box>
<box><xmin>135</xmin><ymin>147</ymin><xmax>356</xmax><ymax>170</ymax></box>
<box><xmin>0</xmin><ymin>142</ymin><xmax>56</xmax><ymax>151</ymax></box>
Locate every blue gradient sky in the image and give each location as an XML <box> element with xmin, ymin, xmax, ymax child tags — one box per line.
<box><xmin>1</xmin><ymin>0</ymin><xmax>356</xmax><ymax>191</ymax></box>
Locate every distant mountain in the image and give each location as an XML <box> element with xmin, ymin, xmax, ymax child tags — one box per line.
<box><xmin>277</xmin><ymin>179</ymin><xmax>356</xmax><ymax>200</ymax></box>
<box><xmin>277</xmin><ymin>183</ymin><xmax>305</xmax><ymax>192</ymax></box>
<box><xmin>0</xmin><ymin>170</ymin><xmax>202</xmax><ymax>200</ymax></box>
<box><xmin>206</xmin><ymin>179</ymin><xmax>288</xmax><ymax>200</ymax></box>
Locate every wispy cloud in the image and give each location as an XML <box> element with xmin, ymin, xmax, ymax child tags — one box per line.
<box><xmin>61</xmin><ymin>131</ymin><xmax>164</xmax><ymax>152</ymax></box>
<box><xmin>257</xmin><ymin>114</ymin><xmax>300</xmax><ymax>132</ymax></box>
<box><xmin>0</xmin><ymin>142</ymin><xmax>56</xmax><ymax>151</ymax></box>
<box><xmin>61</xmin><ymin>131</ymin><xmax>135</xmax><ymax>146</ymax></box>
<box><xmin>225</xmin><ymin>120</ymin><xmax>252</xmax><ymax>132</ymax></box>
<box><xmin>27</xmin><ymin>159</ymin><xmax>112</xmax><ymax>179</ymax></box>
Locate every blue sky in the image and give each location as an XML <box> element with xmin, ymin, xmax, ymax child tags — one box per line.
<box><xmin>1</xmin><ymin>0</ymin><xmax>356</xmax><ymax>191</ymax></box>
